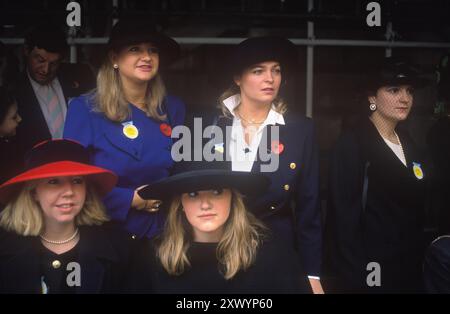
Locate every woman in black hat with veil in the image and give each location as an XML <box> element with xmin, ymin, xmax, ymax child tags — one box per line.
<box><xmin>324</xmin><ymin>58</ymin><xmax>430</xmax><ymax>293</ymax></box>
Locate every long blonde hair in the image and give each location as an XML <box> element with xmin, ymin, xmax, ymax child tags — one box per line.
<box><xmin>0</xmin><ymin>180</ymin><xmax>109</xmax><ymax>236</ymax></box>
<box><xmin>157</xmin><ymin>189</ymin><xmax>267</xmax><ymax>280</ymax></box>
<box><xmin>94</xmin><ymin>52</ymin><xmax>167</xmax><ymax>122</ymax></box>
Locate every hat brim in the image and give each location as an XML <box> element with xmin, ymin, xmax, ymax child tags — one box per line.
<box><xmin>138</xmin><ymin>169</ymin><xmax>270</xmax><ymax>201</ymax></box>
<box><xmin>0</xmin><ymin>161</ymin><xmax>117</xmax><ymax>205</ymax></box>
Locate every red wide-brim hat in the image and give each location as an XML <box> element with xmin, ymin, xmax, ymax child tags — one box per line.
<box><xmin>0</xmin><ymin>139</ymin><xmax>117</xmax><ymax>205</ymax></box>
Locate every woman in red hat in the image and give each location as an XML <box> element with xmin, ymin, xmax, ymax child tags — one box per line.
<box><xmin>63</xmin><ymin>20</ymin><xmax>185</xmax><ymax>241</ymax></box>
<box><xmin>0</xmin><ymin>139</ymin><xmax>141</xmax><ymax>293</ymax></box>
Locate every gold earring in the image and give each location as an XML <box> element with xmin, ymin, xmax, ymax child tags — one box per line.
<box><xmin>113</xmin><ymin>64</ymin><xmax>119</xmax><ymax>69</ymax></box>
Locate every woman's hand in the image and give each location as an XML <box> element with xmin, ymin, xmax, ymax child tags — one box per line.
<box><xmin>132</xmin><ymin>186</ymin><xmax>162</xmax><ymax>213</ymax></box>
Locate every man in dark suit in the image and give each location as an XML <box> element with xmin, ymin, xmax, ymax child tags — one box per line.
<box><xmin>14</xmin><ymin>23</ymin><xmax>95</xmax><ymax>157</ymax></box>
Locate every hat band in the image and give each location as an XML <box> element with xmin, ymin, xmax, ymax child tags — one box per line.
<box><xmin>25</xmin><ymin>144</ymin><xmax>90</xmax><ymax>171</ymax></box>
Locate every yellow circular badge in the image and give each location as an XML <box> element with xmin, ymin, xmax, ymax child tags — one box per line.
<box><xmin>123</xmin><ymin>124</ymin><xmax>139</xmax><ymax>139</ymax></box>
<box><xmin>413</xmin><ymin>164</ymin><xmax>424</xmax><ymax>180</ymax></box>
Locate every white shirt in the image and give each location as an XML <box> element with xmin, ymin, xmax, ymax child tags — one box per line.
<box><xmin>28</xmin><ymin>71</ymin><xmax>67</xmax><ymax>138</ymax></box>
<box><xmin>223</xmin><ymin>94</ymin><xmax>285</xmax><ymax>172</ymax></box>
<box><xmin>383</xmin><ymin>137</ymin><xmax>407</xmax><ymax>167</ymax></box>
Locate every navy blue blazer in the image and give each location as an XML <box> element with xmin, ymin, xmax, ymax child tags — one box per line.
<box><xmin>63</xmin><ymin>94</ymin><xmax>185</xmax><ymax>239</ymax></box>
<box><xmin>206</xmin><ymin>112</ymin><xmax>322</xmax><ymax>277</ymax></box>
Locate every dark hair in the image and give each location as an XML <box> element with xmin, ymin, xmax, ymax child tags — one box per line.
<box><xmin>1</xmin><ymin>40</ymin><xmax>20</xmax><ymax>88</ymax></box>
<box><xmin>24</xmin><ymin>23</ymin><xmax>68</xmax><ymax>57</ymax></box>
<box><xmin>0</xmin><ymin>86</ymin><xmax>16</xmax><ymax>124</ymax></box>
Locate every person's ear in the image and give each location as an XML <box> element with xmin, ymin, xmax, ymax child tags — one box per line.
<box><xmin>233</xmin><ymin>75</ymin><xmax>241</xmax><ymax>87</ymax></box>
<box><xmin>109</xmin><ymin>51</ymin><xmax>118</xmax><ymax>67</ymax></box>
<box><xmin>23</xmin><ymin>45</ymin><xmax>32</xmax><ymax>57</ymax></box>
<box><xmin>368</xmin><ymin>95</ymin><xmax>376</xmax><ymax>104</ymax></box>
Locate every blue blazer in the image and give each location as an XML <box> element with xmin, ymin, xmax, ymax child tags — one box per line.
<box><xmin>210</xmin><ymin>113</ymin><xmax>322</xmax><ymax>276</ymax></box>
<box><xmin>63</xmin><ymin>94</ymin><xmax>185</xmax><ymax>238</ymax></box>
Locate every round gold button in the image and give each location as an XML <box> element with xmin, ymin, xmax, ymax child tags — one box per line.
<box><xmin>52</xmin><ymin>260</ymin><xmax>61</xmax><ymax>269</ymax></box>
<box><xmin>131</xmin><ymin>235</ymin><xmax>137</xmax><ymax>240</ymax></box>
<box><xmin>283</xmin><ymin>184</ymin><xmax>290</xmax><ymax>191</ymax></box>
<box><xmin>290</xmin><ymin>163</ymin><xmax>297</xmax><ymax>170</ymax></box>
<box><xmin>270</xmin><ymin>206</ymin><xmax>276</xmax><ymax>210</ymax></box>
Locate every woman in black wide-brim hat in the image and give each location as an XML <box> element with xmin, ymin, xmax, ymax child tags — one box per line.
<box><xmin>202</xmin><ymin>36</ymin><xmax>323</xmax><ymax>293</ymax></box>
<box><xmin>63</xmin><ymin>19</ymin><xmax>186</xmax><ymax>240</ymax></box>
<box><xmin>132</xmin><ymin>158</ymin><xmax>312</xmax><ymax>294</ymax></box>
<box><xmin>0</xmin><ymin>139</ymin><xmax>143</xmax><ymax>293</ymax></box>
<box><xmin>324</xmin><ymin>58</ymin><xmax>431</xmax><ymax>293</ymax></box>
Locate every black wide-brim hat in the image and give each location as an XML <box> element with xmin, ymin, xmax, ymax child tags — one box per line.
<box><xmin>365</xmin><ymin>58</ymin><xmax>431</xmax><ymax>92</ymax></box>
<box><xmin>0</xmin><ymin>139</ymin><xmax>117</xmax><ymax>205</ymax></box>
<box><xmin>107</xmin><ymin>19</ymin><xmax>180</xmax><ymax>66</ymax></box>
<box><xmin>229</xmin><ymin>36</ymin><xmax>297</xmax><ymax>77</ymax></box>
<box><xmin>138</xmin><ymin>158</ymin><xmax>270</xmax><ymax>201</ymax></box>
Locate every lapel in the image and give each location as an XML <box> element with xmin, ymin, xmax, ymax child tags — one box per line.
<box><xmin>359</xmin><ymin>119</ymin><xmax>422</xmax><ymax>184</ymax></box>
<box><xmin>21</xmin><ymin>73</ymin><xmax>52</xmax><ymax>138</ymax></box>
<box><xmin>251</xmin><ymin>116</ymin><xmax>297</xmax><ymax>176</ymax></box>
<box><xmin>77</xmin><ymin>226</ymin><xmax>119</xmax><ymax>294</ymax></box>
<box><xmin>214</xmin><ymin>113</ymin><xmax>296</xmax><ymax>177</ymax></box>
<box><xmin>102</xmin><ymin>107</ymin><xmax>144</xmax><ymax>161</ymax></box>
<box><xmin>214</xmin><ymin>115</ymin><xmax>233</xmax><ymax>165</ymax></box>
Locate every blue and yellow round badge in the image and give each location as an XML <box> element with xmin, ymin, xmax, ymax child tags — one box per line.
<box><xmin>122</xmin><ymin>123</ymin><xmax>139</xmax><ymax>139</ymax></box>
<box><xmin>412</xmin><ymin>162</ymin><xmax>424</xmax><ymax>180</ymax></box>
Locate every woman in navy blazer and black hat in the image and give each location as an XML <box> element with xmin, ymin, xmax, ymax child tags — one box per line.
<box><xmin>201</xmin><ymin>37</ymin><xmax>323</xmax><ymax>293</ymax></box>
<box><xmin>324</xmin><ymin>58</ymin><xmax>430</xmax><ymax>293</ymax></box>
<box><xmin>0</xmin><ymin>139</ymin><xmax>140</xmax><ymax>293</ymax></box>
<box><xmin>64</xmin><ymin>20</ymin><xmax>186</xmax><ymax>240</ymax></box>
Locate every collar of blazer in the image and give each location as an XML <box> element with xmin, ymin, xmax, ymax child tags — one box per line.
<box><xmin>355</xmin><ymin>117</ymin><xmax>422</xmax><ymax>176</ymax></box>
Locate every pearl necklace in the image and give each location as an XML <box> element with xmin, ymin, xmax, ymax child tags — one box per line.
<box><xmin>371</xmin><ymin>118</ymin><xmax>407</xmax><ymax>165</ymax></box>
<box><xmin>394</xmin><ymin>131</ymin><xmax>407</xmax><ymax>165</ymax></box>
<box><xmin>40</xmin><ymin>228</ymin><xmax>79</xmax><ymax>245</ymax></box>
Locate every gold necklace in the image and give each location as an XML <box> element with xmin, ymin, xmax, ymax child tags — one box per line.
<box><xmin>235</xmin><ymin>111</ymin><xmax>266</xmax><ymax>125</ymax></box>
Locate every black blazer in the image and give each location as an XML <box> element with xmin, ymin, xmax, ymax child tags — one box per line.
<box><xmin>13</xmin><ymin>63</ymin><xmax>95</xmax><ymax>156</ymax></box>
<box><xmin>0</xmin><ymin>224</ymin><xmax>140</xmax><ymax>294</ymax></box>
<box><xmin>325</xmin><ymin>118</ymin><xmax>428</xmax><ymax>293</ymax></box>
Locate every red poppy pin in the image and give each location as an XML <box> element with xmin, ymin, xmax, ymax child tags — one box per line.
<box><xmin>271</xmin><ymin>140</ymin><xmax>284</xmax><ymax>155</ymax></box>
<box><xmin>160</xmin><ymin>123</ymin><xmax>172</xmax><ymax>137</ymax></box>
